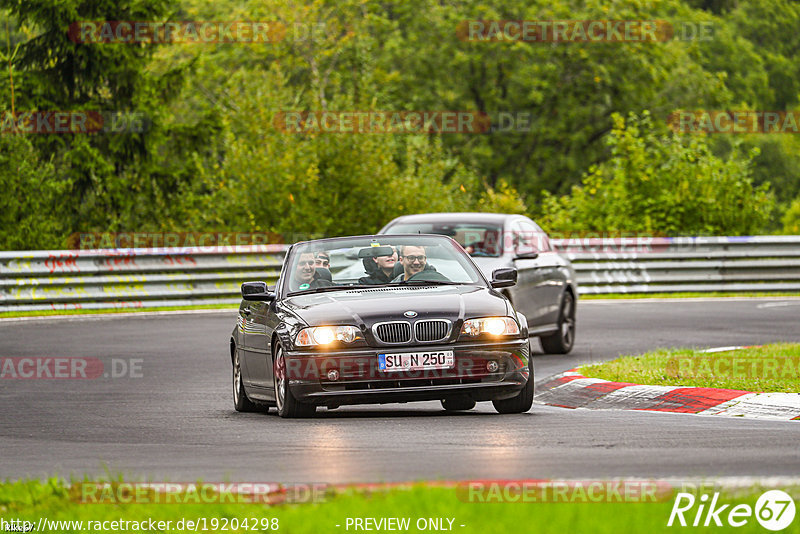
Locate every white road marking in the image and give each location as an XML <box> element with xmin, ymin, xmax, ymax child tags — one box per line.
<box><xmin>757</xmin><ymin>301</ymin><xmax>800</xmax><ymax>309</ymax></box>
<box><xmin>0</xmin><ymin>308</ymin><xmax>237</xmax><ymax>323</ymax></box>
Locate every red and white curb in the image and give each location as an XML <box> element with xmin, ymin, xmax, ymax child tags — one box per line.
<box><xmin>536</xmin><ymin>369</ymin><xmax>800</xmax><ymax>421</ymax></box>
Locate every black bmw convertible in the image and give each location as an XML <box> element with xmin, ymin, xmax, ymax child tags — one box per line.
<box><xmin>230</xmin><ymin>234</ymin><xmax>533</xmax><ymax>417</ymax></box>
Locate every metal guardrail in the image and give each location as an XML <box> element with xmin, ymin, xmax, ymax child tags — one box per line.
<box><xmin>1</xmin><ymin>236</ymin><xmax>798</xmax><ymax>312</ymax></box>
<box><xmin>554</xmin><ymin>235</ymin><xmax>800</xmax><ymax>295</ymax></box>
<box><xmin>0</xmin><ymin>246</ymin><xmax>287</xmax><ymax>312</ymax></box>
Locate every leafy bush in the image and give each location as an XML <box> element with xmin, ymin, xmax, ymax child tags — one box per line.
<box><xmin>539</xmin><ymin>112</ymin><xmax>774</xmax><ymax>236</ymax></box>
<box><xmin>0</xmin><ymin>135</ymin><xmax>66</xmax><ymax>250</ymax></box>
<box><xmin>781</xmin><ymin>198</ymin><xmax>800</xmax><ymax>235</ymax></box>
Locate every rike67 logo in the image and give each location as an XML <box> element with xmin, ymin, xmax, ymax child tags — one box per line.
<box><xmin>668</xmin><ymin>490</ymin><xmax>796</xmax><ymax>531</ymax></box>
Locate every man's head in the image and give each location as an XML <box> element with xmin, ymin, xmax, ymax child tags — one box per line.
<box><xmin>374</xmin><ymin>247</ymin><xmax>397</xmax><ymax>275</ymax></box>
<box><xmin>400</xmin><ymin>245</ymin><xmax>426</xmax><ymax>280</ymax></box>
<box><xmin>294</xmin><ymin>252</ymin><xmax>317</xmax><ymax>284</ymax></box>
<box><xmin>314</xmin><ymin>251</ymin><xmax>330</xmax><ymax>269</ymax></box>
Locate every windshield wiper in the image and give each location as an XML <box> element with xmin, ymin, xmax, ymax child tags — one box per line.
<box><xmin>395</xmin><ymin>279</ymin><xmax>460</xmax><ymax>286</ymax></box>
<box><xmin>287</xmin><ymin>284</ymin><xmax>374</xmax><ymax>296</ymax></box>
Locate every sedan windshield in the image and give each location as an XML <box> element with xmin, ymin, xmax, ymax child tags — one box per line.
<box><xmin>284</xmin><ymin>235</ymin><xmax>486</xmax><ymax>295</ymax></box>
<box><xmin>382</xmin><ymin>222</ymin><xmax>503</xmax><ymax>257</ymax></box>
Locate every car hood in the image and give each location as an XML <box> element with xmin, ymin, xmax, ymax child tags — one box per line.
<box><xmin>281</xmin><ymin>285</ymin><xmax>510</xmax><ymax>327</ymax></box>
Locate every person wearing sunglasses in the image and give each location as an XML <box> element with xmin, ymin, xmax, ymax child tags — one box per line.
<box><xmin>358</xmin><ymin>246</ymin><xmax>397</xmax><ymax>285</ymax></box>
<box><xmin>391</xmin><ymin>245</ymin><xmax>427</xmax><ymax>282</ymax></box>
<box><xmin>290</xmin><ymin>252</ymin><xmax>332</xmax><ymax>292</ymax></box>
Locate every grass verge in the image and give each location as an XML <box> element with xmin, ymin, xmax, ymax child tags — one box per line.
<box><xmin>580</xmin><ymin>291</ymin><xmax>800</xmax><ymax>299</ymax></box>
<box><xmin>3</xmin><ymin>292</ymin><xmax>799</xmax><ymax>319</ymax></box>
<box><xmin>0</xmin><ymin>304</ymin><xmax>237</xmax><ymax>319</ymax></box>
<box><xmin>580</xmin><ymin>343</ymin><xmax>800</xmax><ymax>393</ymax></box>
<box><xmin>1</xmin><ymin>479</ymin><xmax>797</xmax><ymax>534</ymax></box>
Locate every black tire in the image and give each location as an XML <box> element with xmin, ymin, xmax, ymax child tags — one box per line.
<box><xmin>492</xmin><ymin>348</ymin><xmax>534</xmax><ymax>414</ymax></box>
<box><xmin>233</xmin><ymin>346</ymin><xmax>260</xmax><ymax>412</ymax></box>
<box><xmin>441</xmin><ymin>396</ymin><xmax>476</xmax><ymax>411</ymax></box>
<box><xmin>273</xmin><ymin>346</ymin><xmax>316</xmax><ymax>418</ymax></box>
<box><xmin>540</xmin><ymin>291</ymin><xmax>576</xmax><ymax>354</ymax></box>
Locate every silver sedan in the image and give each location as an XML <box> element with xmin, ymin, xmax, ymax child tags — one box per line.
<box><xmin>380</xmin><ymin>212</ymin><xmax>577</xmax><ymax>354</ymax></box>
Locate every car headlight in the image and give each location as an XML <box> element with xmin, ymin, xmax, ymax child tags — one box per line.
<box><xmin>461</xmin><ymin>317</ymin><xmax>520</xmax><ymax>337</ymax></box>
<box><xmin>295</xmin><ymin>326</ymin><xmax>363</xmax><ymax>347</ymax></box>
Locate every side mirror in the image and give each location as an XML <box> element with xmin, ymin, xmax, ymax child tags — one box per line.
<box><xmin>241</xmin><ymin>281</ymin><xmax>276</xmax><ymax>301</ymax></box>
<box><xmin>514</xmin><ymin>251</ymin><xmax>539</xmax><ymax>260</ymax></box>
<box><xmin>490</xmin><ymin>268</ymin><xmax>517</xmax><ymax>288</ymax></box>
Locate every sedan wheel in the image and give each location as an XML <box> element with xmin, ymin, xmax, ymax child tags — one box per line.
<box><xmin>441</xmin><ymin>396</ymin><xmax>476</xmax><ymax>411</ymax></box>
<box><xmin>540</xmin><ymin>292</ymin><xmax>575</xmax><ymax>354</ymax></box>
<box><xmin>233</xmin><ymin>347</ymin><xmax>259</xmax><ymax>412</ymax></box>
<box><xmin>492</xmin><ymin>346</ymin><xmax>534</xmax><ymax>414</ymax></box>
<box><xmin>273</xmin><ymin>346</ymin><xmax>316</xmax><ymax>418</ymax></box>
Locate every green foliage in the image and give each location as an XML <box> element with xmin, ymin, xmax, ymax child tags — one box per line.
<box><xmin>0</xmin><ymin>134</ymin><xmax>66</xmax><ymax>249</ymax></box>
<box><xmin>581</xmin><ymin>343</ymin><xmax>800</xmax><ymax>393</ymax></box>
<box><xmin>0</xmin><ymin>0</ymin><xmax>224</xmax><ymax>241</ymax></box>
<box><xmin>726</xmin><ymin>0</ymin><xmax>800</xmax><ymax>110</ymax></box>
<box><xmin>3</xmin><ymin>478</ymin><xmax>791</xmax><ymax>534</ymax></box>
<box><xmin>2</xmin><ymin>0</ymin><xmax>800</xmax><ymax>250</ymax></box>
<box><xmin>781</xmin><ymin>198</ymin><xmax>800</xmax><ymax>235</ymax></box>
<box><xmin>539</xmin><ymin>112</ymin><xmax>773</xmax><ymax>236</ymax></box>
<box><xmin>474</xmin><ymin>179</ymin><xmax>527</xmax><ymax>215</ymax></box>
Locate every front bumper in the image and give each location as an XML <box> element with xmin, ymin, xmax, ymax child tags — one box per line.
<box><xmin>284</xmin><ymin>338</ymin><xmax>530</xmax><ymax>406</ymax></box>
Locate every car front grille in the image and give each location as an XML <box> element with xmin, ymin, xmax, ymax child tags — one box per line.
<box><xmin>414</xmin><ymin>320</ymin><xmax>450</xmax><ymax>342</ymax></box>
<box><xmin>373</xmin><ymin>321</ymin><xmax>412</xmax><ymax>344</ymax></box>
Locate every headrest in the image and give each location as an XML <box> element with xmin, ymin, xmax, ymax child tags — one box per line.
<box><xmin>314</xmin><ymin>267</ymin><xmax>332</xmax><ymax>281</ymax></box>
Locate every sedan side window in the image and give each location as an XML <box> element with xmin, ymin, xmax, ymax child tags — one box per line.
<box><xmin>512</xmin><ymin>222</ymin><xmax>536</xmax><ymax>255</ymax></box>
<box><xmin>514</xmin><ymin>221</ymin><xmax>551</xmax><ymax>254</ymax></box>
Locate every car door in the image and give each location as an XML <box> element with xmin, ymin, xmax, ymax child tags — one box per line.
<box><xmin>518</xmin><ymin>219</ymin><xmax>565</xmax><ymax>324</ymax></box>
<box><xmin>243</xmin><ymin>300</ymin><xmax>277</xmax><ymax>391</ymax></box>
<box><xmin>508</xmin><ymin>219</ymin><xmax>550</xmax><ymax>327</ymax></box>
<box><xmin>236</xmin><ymin>302</ymin><xmax>254</xmax><ymax>387</ymax></box>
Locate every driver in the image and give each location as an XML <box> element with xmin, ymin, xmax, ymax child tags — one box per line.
<box><xmin>391</xmin><ymin>245</ymin><xmax>427</xmax><ymax>282</ymax></box>
<box><xmin>289</xmin><ymin>252</ymin><xmax>333</xmax><ymax>292</ymax></box>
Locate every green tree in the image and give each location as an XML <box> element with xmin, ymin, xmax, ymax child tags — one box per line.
<box><xmin>539</xmin><ymin>112</ymin><xmax>774</xmax><ymax>236</ymax></box>
<box><xmin>726</xmin><ymin>0</ymin><xmax>800</xmax><ymax>109</ymax></box>
<box><xmin>0</xmin><ymin>134</ymin><xmax>65</xmax><ymax>249</ymax></box>
<box><xmin>0</xmin><ymin>0</ymin><xmax>223</xmax><ymax>242</ymax></box>
<box><xmin>782</xmin><ymin>198</ymin><xmax>800</xmax><ymax>235</ymax></box>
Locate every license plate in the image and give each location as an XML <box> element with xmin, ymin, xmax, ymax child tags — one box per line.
<box><xmin>378</xmin><ymin>351</ymin><xmax>455</xmax><ymax>371</ymax></box>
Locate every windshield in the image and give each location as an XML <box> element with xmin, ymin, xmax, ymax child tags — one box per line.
<box><xmin>382</xmin><ymin>222</ymin><xmax>503</xmax><ymax>257</ymax></box>
<box><xmin>283</xmin><ymin>235</ymin><xmax>486</xmax><ymax>295</ymax></box>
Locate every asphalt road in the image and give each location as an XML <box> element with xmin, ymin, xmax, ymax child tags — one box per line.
<box><xmin>1</xmin><ymin>298</ymin><xmax>799</xmax><ymax>483</ymax></box>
